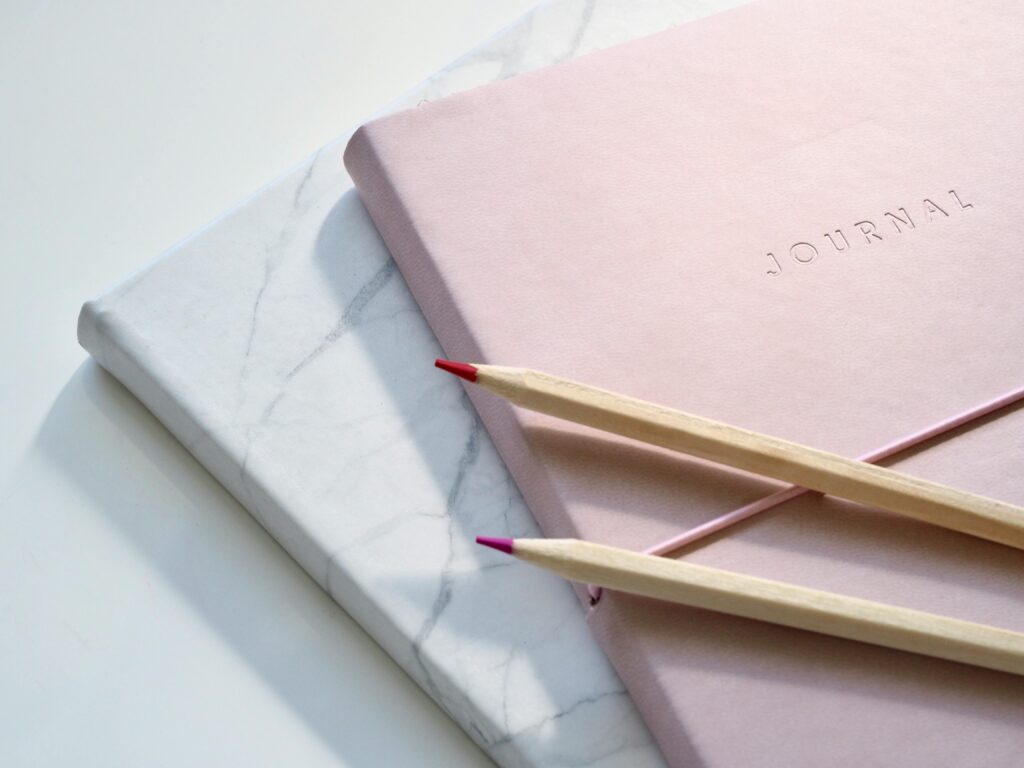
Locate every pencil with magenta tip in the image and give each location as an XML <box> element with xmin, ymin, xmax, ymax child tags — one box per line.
<box><xmin>437</xmin><ymin>359</ymin><xmax>1024</xmax><ymax>551</ymax></box>
<box><xmin>476</xmin><ymin>536</ymin><xmax>1024</xmax><ymax>676</ymax></box>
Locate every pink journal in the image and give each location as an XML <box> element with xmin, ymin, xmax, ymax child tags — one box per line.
<box><xmin>344</xmin><ymin>0</ymin><xmax>1024</xmax><ymax>765</ymax></box>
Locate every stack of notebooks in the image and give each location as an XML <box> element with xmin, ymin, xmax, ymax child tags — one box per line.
<box><xmin>82</xmin><ymin>0</ymin><xmax>1024</xmax><ymax>765</ymax></box>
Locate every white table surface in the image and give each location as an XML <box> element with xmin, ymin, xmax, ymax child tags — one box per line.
<box><xmin>0</xmin><ymin>2</ymin><xmax>538</xmax><ymax>765</ymax></box>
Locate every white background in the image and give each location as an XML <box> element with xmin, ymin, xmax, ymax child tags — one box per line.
<box><xmin>0</xmin><ymin>2</ymin><xmax>537</xmax><ymax>765</ymax></box>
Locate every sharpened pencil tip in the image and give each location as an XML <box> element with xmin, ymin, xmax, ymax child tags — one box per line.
<box><xmin>476</xmin><ymin>536</ymin><xmax>514</xmax><ymax>555</ymax></box>
<box><xmin>435</xmin><ymin>358</ymin><xmax>478</xmax><ymax>382</ymax></box>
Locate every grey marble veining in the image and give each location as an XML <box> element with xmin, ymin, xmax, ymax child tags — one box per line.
<box><xmin>79</xmin><ymin>1</ymin><xmax>748</xmax><ymax>765</ymax></box>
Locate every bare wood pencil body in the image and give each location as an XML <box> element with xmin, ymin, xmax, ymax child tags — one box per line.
<box><xmin>510</xmin><ymin>538</ymin><xmax>1024</xmax><ymax>676</ymax></box>
<box><xmin>472</xmin><ymin>364</ymin><xmax>1024</xmax><ymax>550</ymax></box>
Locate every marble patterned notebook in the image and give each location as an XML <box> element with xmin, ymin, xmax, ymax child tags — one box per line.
<box><xmin>77</xmin><ymin>2</ymin><xmax>751</xmax><ymax>766</ymax></box>
<box><xmin>344</xmin><ymin>0</ymin><xmax>1024</xmax><ymax>766</ymax></box>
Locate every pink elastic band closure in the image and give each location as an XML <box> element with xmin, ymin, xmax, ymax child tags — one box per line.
<box><xmin>587</xmin><ymin>385</ymin><xmax>1024</xmax><ymax>605</ymax></box>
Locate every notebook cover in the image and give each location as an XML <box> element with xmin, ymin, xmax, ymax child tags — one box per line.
<box><xmin>344</xmin><ymin>0</ymin><xmax>1024</xmax><ymax>765</ymax></box>
<box><xmin>73</xmin><ymin>2</ymin><xmax>768</xmax><ymax>765</ymax></box>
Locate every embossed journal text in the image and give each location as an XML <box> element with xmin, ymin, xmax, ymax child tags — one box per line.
<box><xmin>764</xmin><ymin>189</ymin><xmax>973</xmax><ymax>276</ymax></box>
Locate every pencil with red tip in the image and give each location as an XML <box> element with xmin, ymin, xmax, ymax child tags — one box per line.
<box><xmin>436</xmin><ymin>359</ymin><xmax>1024</xmax><ymax>551</ymax></box>
<box><xmin>475</xmin><ymin>535</ymin><xmax>1024</xmax><ymax>676</ymax></box>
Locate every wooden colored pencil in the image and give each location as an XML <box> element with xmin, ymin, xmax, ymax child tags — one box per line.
<box><xmin>476</xmin><ymin>536</ymin><xmax>1024</xmax><ymax>676</ymax></box>
<box><xmin>436</xmin><ymin>360</ymin><xmax>1024</xmax><ymax>550</ymax></box>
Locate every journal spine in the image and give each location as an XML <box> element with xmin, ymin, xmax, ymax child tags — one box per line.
<box><xmin>345</xmin><ymin>124</ymin><xmax>676</xmax><ymax>759</ymax></box>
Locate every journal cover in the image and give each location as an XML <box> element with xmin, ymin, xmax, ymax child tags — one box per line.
<box><xmin>344</xmin><ymin>0</ymin><xmax>1024</xmax><ymax>765</ymax></box>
